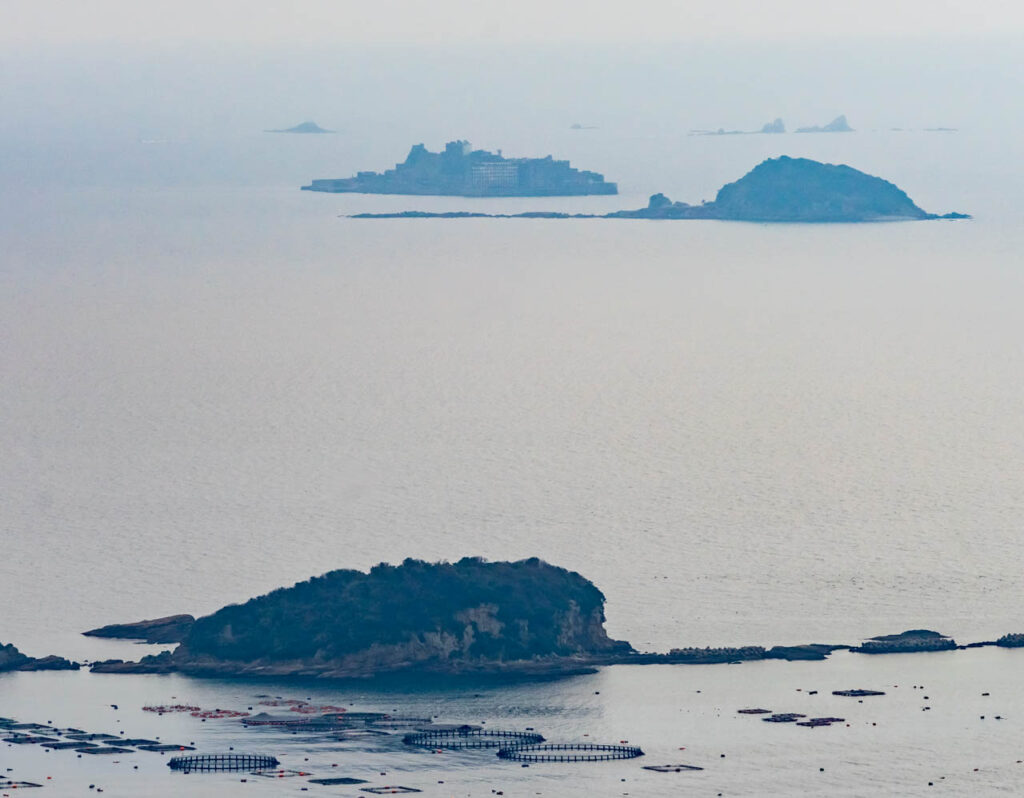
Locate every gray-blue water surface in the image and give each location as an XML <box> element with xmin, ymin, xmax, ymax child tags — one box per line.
<box><xmin>2</xmin><ymin>126</ymin><xmax>1023</xmax><ymax>795</ymax></box>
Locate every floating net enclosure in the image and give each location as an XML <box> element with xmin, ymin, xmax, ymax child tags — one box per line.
<box><xmin>497</xmin><ymin>743</ymin><xmax>644</xmax><ymax>763</ymax></box>
<box><xmin>168</xmin><ymin>753</ymin><xmax>279</xmax><ymax>772</ymax></box>
<box><xmin>403</xmin><ymin>729</ymin><xmax>544</xmax><ymax>750</ymax></box>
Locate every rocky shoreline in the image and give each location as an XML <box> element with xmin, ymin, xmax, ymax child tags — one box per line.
<box><xmin>80</xmin><ymin>629</ymin><xmax>1024</xmax><ymax>681</ymax></box>
<box><xmin>0</xmin><ymin>642</ymin><xmax>79</xmax><ymax>673</ymax></box>
<box><xmin>83</xmin><ymin>614</ymin><xmax>195</xmax><ymax>644</ymax></box>
<box><xmin>5</xmin><ymin>630</ymin><xmax>1021</xmax><ymax>683</ymax></box>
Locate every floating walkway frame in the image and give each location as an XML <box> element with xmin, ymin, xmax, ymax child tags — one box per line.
<box><xmin>403</xmin><ymin>728</ymin><xmax>544</xmax><ymax>750</ymax></box>
<box><xmin>168</xmin><ymin>753</ymin><xmax>279</xmax><ymax>772</ymax></box>
<box><xmin>497</xmin><ymin>743</ymin><xmax>644</xmax><ymax>763</ymax></box>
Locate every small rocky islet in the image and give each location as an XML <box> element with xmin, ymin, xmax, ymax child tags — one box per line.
<box><xmin>349</xmin><ymin>156</ymin><xmax>969</xmax><ymax>222</ymax></box>
<box><xmin>265</xmin><ymin>121</ymin><xmax>335</xmax><ymax>134</ymax></box>
<box><xmin>83</xmin><ymin>614</ymin><xmax>195</xmax><ymax>644</ymax></box>
<box><xmin>0</xmin><ymin>642</ymin><xmax>79</xmax><ymax>672</ymax></box>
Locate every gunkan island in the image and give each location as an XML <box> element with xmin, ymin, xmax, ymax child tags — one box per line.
<box><xmin>302</xmin><ymin>140</ymin><xmax>618</xmax><ymax>197</ymax></box>
<box><xmin>349</xmin><ymin>156</ymin><xmax>969</xmax><ymax>223</ymax></box>
<box><xmin>16</xmin><ymin>557</ymin><xmax>1017</xmax><ymax>681</ymax></box>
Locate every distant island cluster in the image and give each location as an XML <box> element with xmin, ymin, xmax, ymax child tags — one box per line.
<box><xmin>295</xmin><ymin>134</ymin><xmax>967</xmax><ymax>221</ymax></box>
<box><xmin>691</xmin><ymin>114</ymin><xmax>854</xmax><ymax>136</ymax></box>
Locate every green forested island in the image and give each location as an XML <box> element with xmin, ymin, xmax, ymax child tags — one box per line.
<box><xmin>98</xmin><ymin>558</ymin><xmax>631</xmax><ymax>678</ymax></box>
<box><xmin>77</xmin><ymin>558</ymin><xmax>1022</xmax><ymax>681</ymax></box>
<box><xmin>351</xmin><ymin>157</ymin><xmax>968</xmax><ymax>222</ymax></box>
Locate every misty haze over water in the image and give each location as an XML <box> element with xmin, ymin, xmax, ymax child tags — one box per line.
<box><xmin>2</xmin><ymin>24</ymin><xmax>1024</xmax><ymax>796</ymax></box>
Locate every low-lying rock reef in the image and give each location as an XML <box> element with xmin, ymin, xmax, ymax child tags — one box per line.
<box><xmin>852</xmin><ymin>629</ymin><xmax>958</xmax><ymax>655</ymax></box>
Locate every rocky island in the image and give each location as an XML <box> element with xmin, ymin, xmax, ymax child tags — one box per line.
<box><xmin>0</xmin><ymin>642</ymin><xmax>79</xmax><ymax>672</ymax></box>
<box><xmin>93</xmin><ymin>558</ymin><xmax>633</xmax><ymax>679</ymax></box>
<box><xmin>796</xmin><ymin>114</ymin><xmax>854</xmax><ymax>133</ymax></box>
<box><xmin>303</xmin><ymin>140</ymin><xmax>617</xmax><ymax>197</ymax></box>
<box><xmin>691</xmin><ymin>117</ymin><xmax>786</xmax><ymax>135</ymax></box>
<box><xmin>266</xmin><ymin>121</ymin><xmax>334</xmax><ymax>134</ymax></box>
<box><xmin>351</xmin><ymin>157</ymin><xmax>968</xmax><ymax>222</ymax></box>
<box><xmin>84</xmin><ymin>614</ymin><xmax>195</xmax><ymax>644</ymax></box>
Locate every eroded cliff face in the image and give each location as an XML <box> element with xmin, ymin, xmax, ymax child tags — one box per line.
<box><xmin>167</xmin><ymin>600</ymin><xmax>628</xmax><ymax>678</ymax></box>
<box><xmin>556</xmin><ymin>601</ymin><xmax>623</xmax><ymax>653</ymax></box>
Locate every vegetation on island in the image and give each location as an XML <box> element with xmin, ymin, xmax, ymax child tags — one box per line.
<box><xmin>171</xmin><ymin>557</ymin><xmax>629</xmax><ymax>675</ymax></box>
<box><xmin>351</xmin><ymin>157</ymin><xmax>968</xmax><ymax>222</ymax></box>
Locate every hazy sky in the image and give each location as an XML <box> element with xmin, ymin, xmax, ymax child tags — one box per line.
<box><xmin>5</xmin><ymin>0</ymin><xmax>1024</xmax><ymax>46</ymax></box>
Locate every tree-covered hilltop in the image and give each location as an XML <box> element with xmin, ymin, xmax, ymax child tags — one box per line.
<box><xmin>711</xmin><ymin>156</ymin><xmax>933</xmax><ymax>221</ymax></box>
<box><xmin>175</xmin><ymin>557</ymin><xmax>630</xmax><ymax>675</ymax></box>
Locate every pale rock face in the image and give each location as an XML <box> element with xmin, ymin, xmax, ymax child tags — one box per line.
<box><xmin>456</xmin><ymin>604</ymin><xmax>505</xmax><ymax>637</ymax></box>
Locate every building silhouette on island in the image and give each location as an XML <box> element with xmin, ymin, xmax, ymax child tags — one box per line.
<box><xmin>303</xmin><ymin>140</ymin><xmax>617</xmax><ymax>197</ymax></box>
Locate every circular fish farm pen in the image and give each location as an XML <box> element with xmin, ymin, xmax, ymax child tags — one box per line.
<box><xmin>403</xmin><ymin>729</ymin><xmax>545</xmax><ymax>750</ymax></box>
<box><xmin>168</xmin><ymin>754</ymin><xmax>280</xmax><ymax>772</ymax></box>
<box><xmin>497</xmin><ymin>743</ymin><xmax>644</xmax><ymax>763</ymax></box>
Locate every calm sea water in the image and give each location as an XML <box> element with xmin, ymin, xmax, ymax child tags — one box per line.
<box><xmin>2</xmin><ymin>127</ymin><xmax>1023</xmax><ymax>795</ymax></box>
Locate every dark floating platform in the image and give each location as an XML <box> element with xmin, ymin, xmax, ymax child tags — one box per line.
<box><xmin>737</xmin><ymin>708</ymin><xmax>772</xmax><ymax>714</ymax></box>
<box><xmin>79</xmin><ymin>746</ymin><xmax>132</xmax><ymax>755</ymax></box>
<box><xmin>65</xmin><ymin>733</ymin><xmax>121</xmax><ymax>741</ymax></box>
<box><xmin>44</xmin><ymin>741</ymin><xmax>96</xmax><ymax>749</ymax></box>
<box><xmin>117</xmin><ymin>738</ymin><xmax>160</xmax><ymax>746</ymax></box>
<box><xmin>310</xmin><ymin>777</ymin><xmax>369</xmax><ymax>785</ymax></box>
<box><xmin>833</xmin><ymin>689</ymin><xmax>886</xmax><ymax>697</ymax></box>
<box><xmin>0</xmin><ymin>781</ymin><xmax>43</xmax><ymax>789</ymax></box>
<box><xmin>796</xmin><ymin>717</ymin><xmax>845</xmax><ymax>728</ymax></box>
<box><xmin>762</xmin><ymin>714</ymin><xmax>806</xmax><ymax>723</ymax></box>
<box><xmin>139</xmin><ymin>743</ymin><xmax>196</xmax><ymax>752</ymax></box>
<box><xmin>4</xmin><ymin>736</ymin><xmax>58</xmax><ymax>744</ymax></box>
<box><xmin>361</xmin><ymin>788</ymin><xmax>422</xmax><ymax>795</ymax></box>
<box><xmin>251</xmin><ymin>770</ymin><xmax>309</xmax><ymax>778</ymax></box>
<box><xmin>643</xmin><ymin>764</ymin><xmax>704</xmax><ymax>772</ymax></box>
